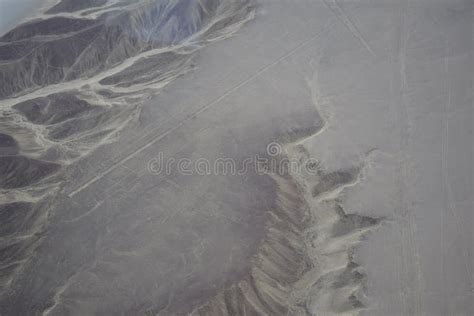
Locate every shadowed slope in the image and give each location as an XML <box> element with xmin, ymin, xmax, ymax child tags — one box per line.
<box><xmin>191</xmin><ymin>73</ymin><xmax>382</xmax><ymax>316</ymax></box>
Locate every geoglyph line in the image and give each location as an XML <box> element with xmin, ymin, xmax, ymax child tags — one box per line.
<box><xmin>67</xmin><ymin>20</ymin><xmax>337</xmax><ymax>197</ymax></box>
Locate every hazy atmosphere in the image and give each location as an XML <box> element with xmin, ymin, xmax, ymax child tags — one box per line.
<box><xmin>0</xmin><ymin>0</ymin><xmax>472</xmax><ymax>315</ymax></box>
<box><xmin>0</xmin><ymin>0</ymin><xmax>49</xmax><ymax>34</ymax></box>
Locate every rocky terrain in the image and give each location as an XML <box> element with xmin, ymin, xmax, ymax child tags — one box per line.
<box><xmin>0</xmin><ymin>0</ymin><xmax>472</xmax><ymax>315</ymax></box>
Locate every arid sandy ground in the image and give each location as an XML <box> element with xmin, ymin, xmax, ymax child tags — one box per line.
<box><xmin>0</xmin><ymin>0</ymin><xmax>472</xmax><ymax>315</ymax></box>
